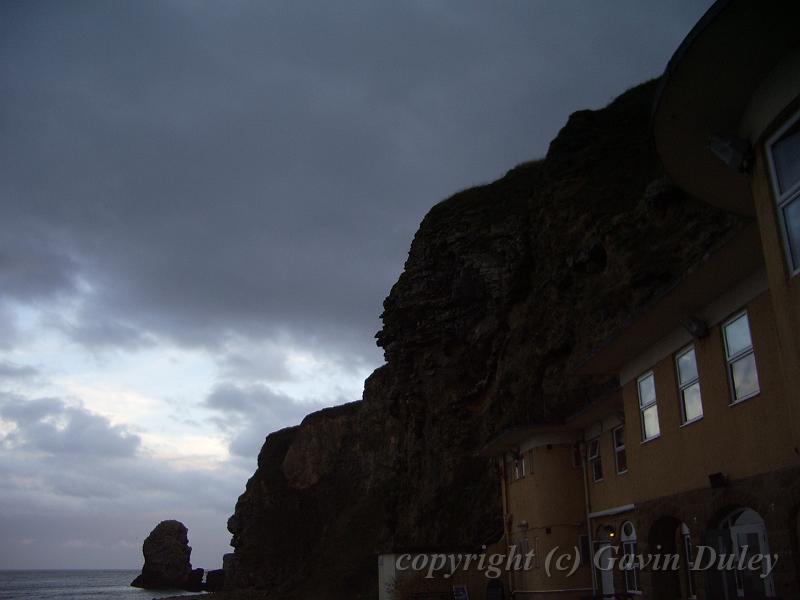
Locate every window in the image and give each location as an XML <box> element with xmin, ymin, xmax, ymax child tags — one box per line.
<box><xmin>637</xmin><ymin>372</ymin><xmax>660</xmax><ymax>441</ymax></box>
<box><xmin>513</xmin><ymin>455</ymin><xmax>525</xmax><ymax>480</ymax></box>
<box><xmin>612</xmin><ymin>426</ymin><xmax>627</xmax><ymax>474</ymax></box>
<box><xmin>681</xmin><ymin>523</ymin><xmax>697</xmax><ymax>599</ymax></box>
<box><xmin>675</xmin><ymin>346</ymin><xmax>703</xmax><ymax>424</ymax></box>
<box><xmin>508</xmin><ymin>451</ymin><xmax>528</xmax><ymax>481</ymax></box>
<box><xmin>715</xmin><ymin>508</ymin><xmax>776</xmax><ymax>597</ymax></box>
<box><xmin>571</xmin><ymin>444</ymin><xmax>582</xmax><ymax>469</ymax></box>
<box><xmin>620</xmin><ymin>521</ymin><xmax>641</xmax><ymax>593</ymax></box>
<box><xmin>766</xmin><ymin>111</ymin><xmax>800</xmax><ymax>273</ymax></box>
<box><xmin>588</xmin><ymin>438</ymin><xmax>603</xmax><ymax>482</ymax></box>
<box><xmin>723</xmin><ymin>312</ymin><xmax>760</xmax><ymax>403</ymax></box>
<box><xmin>519</xmin><ymin>536</ymin><xmax>529</xmax><ymax>556</ymax></box>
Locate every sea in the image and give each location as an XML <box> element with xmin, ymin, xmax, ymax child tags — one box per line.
<box><xmin>0</xmin><ymin>571</ymin><xmax>203</xmax><ymax>600</ymax></box>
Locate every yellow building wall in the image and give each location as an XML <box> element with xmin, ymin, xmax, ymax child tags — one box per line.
<box><xmin>588</xmin><ymin>290</ymin><xmax>797</xmax><ymax>512</ymax></box>
<box><xmin>752</xmin><ymin>146</ymin><xmax>800</xmax><ymax>457</ymax></box>
<box><xmin>503</xmin><ymin>444</ymin><xmax>592</xmax><ymax>594</ymax></box>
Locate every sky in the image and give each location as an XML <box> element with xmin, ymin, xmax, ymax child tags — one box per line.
<box><xmin>0</xmin><ymin>0</ymin><xmax>712</xmax><ymax>570</ymax></box>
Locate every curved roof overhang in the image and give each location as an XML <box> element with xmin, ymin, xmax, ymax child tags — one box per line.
<box><xmin>653</xmin><ymin>0</ymin><xmax>800</xmax><ymax>216</ymax></box>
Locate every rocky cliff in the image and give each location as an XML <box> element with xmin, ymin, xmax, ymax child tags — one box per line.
<box><xmin>131</xmin><ymin>520</ymin><xmax>204</xmax><ymax>591</ymax></box>
<box><xmin>225</xmin><ymin>80</ymin><xmax>743</xmax><ymax>599</ymax></box>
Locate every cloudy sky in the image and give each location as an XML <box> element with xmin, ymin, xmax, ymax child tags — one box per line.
<box><xmin>0</xmin><ymin>1</ymin><xmax>711</xmax><ymax>570</ymax></box>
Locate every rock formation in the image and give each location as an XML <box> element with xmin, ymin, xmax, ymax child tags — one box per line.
<box><xmin>131</xmin><ymin>520</ymin><xmax>204</xmax><ymax>591</ymax></box>
<box><xmin>205</xmin><ymin>568</ymin><xmax>226</xmax><ymax>592</ymax></box>
<box><xmin>225</xmin><ymin>80</ymin><xmax>744</xmax><ymax>599</ymax></box>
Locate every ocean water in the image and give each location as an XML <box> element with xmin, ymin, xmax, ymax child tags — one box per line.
<box><xmin>0</xmin><ymin>570</ymin><xmax>203</xmax><ymax>600</ymax></box>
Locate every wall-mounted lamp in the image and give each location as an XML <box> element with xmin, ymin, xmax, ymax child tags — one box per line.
<box><xmin>709</xmin><ymin>472</ymin><xmax>729</xmax><ymax>488</ymax></box>
<box><xmin>708</xmin><ymin>134</ymin><xmax>752</xmax><ymax>174</ymax></box>
<box><xmin>681</xmin><ymin>316</ymin><xmax>709</xmax><ymax>340</ymax></box>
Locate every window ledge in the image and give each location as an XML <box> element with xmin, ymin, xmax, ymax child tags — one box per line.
<box><xmin>729</xmin><ymin>390</ymin><xmax>761</xmax><ymax>406</ymax></box>
<box><xmin>592</xmin><ymin>478</ymin><xmax>604</xmax><ymax>484</ymax></box>
<box><xmin>640</xmin><ymin>434</ymin><xmax>661</xmax><ymax>446</ymax></box>
<box><xmin>616</xmin><ymin>469</ymin><xmax>628</xmax><ymax>476</ymax></box>
<box><xmin>680</xmin><ymin>416</ymin><xmax>704</xmax><ymax>428</ymax></box>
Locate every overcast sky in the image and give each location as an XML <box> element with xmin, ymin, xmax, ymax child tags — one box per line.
<box><xmin>0</xmin><ymin>0</ymin><xmax>711</xmax><ymax>570</ymax></box>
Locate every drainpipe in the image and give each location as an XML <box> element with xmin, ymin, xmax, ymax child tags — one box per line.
<box><xmin>500</xmin><ymin>456</ymin><xmax>515</xmax><ymax>595</ymax></box>
<box><xmin>580</xmin><ymin>441</ymin><xmax>597</xmax><ymax>595</ymax></box>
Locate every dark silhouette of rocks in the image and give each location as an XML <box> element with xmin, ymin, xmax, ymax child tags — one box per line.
<box><xmin>205</xmin><ymin>568</ymin><xmax>225</xmax><ymax>591</ymax></box>
<box><xmin>131</xmin><ymin>520</ymin><xmax>203</xmax><ymax>591</ymax></box>
<box><xmin>224</xmin><ymin>80</ymin><xmax>743</xmax><ymax>599</ymax></box>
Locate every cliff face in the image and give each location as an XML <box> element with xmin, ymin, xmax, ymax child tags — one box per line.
<box><xmin>226</xmin><ymin>80</ymin><xmax>742</xmax><ymax>598</ymax></box>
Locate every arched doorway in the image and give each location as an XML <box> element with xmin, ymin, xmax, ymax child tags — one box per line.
<box><xmin>620</xmin><ymin>521</ymin><xmax>641</xmax><ymax>595</ymax></box>
<box><xmin>795</xmin><ymin>510</ymin><xmax>800</xmax><ymax>592</ymax></box>
<box><xmin>705</xmin><ymin>507</ymin><xmax>776</xmax><ymax>598</ymax></box>
<box><xmin>678</xmin><ymin>523</ymin><xmax>698</xmax><ymax>600</ymax></box>
<box><xmin>594</xmin><ymin>524</ymin><xmax>616</xmax><ymax>596</ymax></box>
<box><xmin>648</xmin><ymin>516</ymin><xmax>681</xmax><ymax>599</ymax></box>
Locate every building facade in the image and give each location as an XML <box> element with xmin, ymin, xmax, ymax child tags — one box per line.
<box><xmin>484</xmin><ymin>1</ymin><xmax>800</xmax><ymax>598</ymax></box>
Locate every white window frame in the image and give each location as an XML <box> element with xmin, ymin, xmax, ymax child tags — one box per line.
<box><xmin>637</xmin><ymin>371</ymin><xmax>660</xmax><ymax>442</ymax></box>
<box><xmin>571</xmin><ymin>443</ymin><xmax>582</xmax><ymax>469</ymax></box>
<box><xmin>519</xmin><ymin>536</ymin><xmax>529</xmax><ymax>557</ymax></box>
<box><xmin>588</xmin><ymin>438</ymin><xmax>603</xmax><ymax>483</ymax></box>
<box><xmin>620</xmin><ymin>521</ymin><xmax>641</xmax><ymax>594</ymax></box>
<box><xmin>612</xmin><ymin>425</ymin><xmax>627</xmax><ymax>475</ymax></box>
<box><xmin>766</xmin><ymin>108</ymin><xmax>800</xmax><ymax>276</ymax></box>
<box><xmin>514</xmin><ymin>455</ymin><xmax>526</xmax><ymax>480</ymax></box>
<box><xmin>507</xmin><ymin>453</ymin><xmax>526</xmax><ymax>482</ymax></box>
<box><xmin>723</xmin><ymin>311</ymin><xmax>760</xmax><ymax>404</ymax></box>
<box><xmin>675</xmin><ymin>345</ymin><xmax>703</xmax><ymax>425</ymax></box>
<box><xmin>681</xmin><ymin>523</ymin><xmax>697</xmax><ymax>600</ymax></box>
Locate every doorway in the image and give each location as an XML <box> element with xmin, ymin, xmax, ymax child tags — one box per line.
<box><xmin>705</xmin><ymin>507</ymin><xmax>775</xmax><ymax>598</ymax></box>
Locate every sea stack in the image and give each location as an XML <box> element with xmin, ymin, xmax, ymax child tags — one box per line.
<box><xmin>131</xmin><ymin>520</ymin><xmax>204</xmax><ymax>591</ymax></box>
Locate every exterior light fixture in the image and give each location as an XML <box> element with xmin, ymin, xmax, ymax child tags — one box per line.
<box><xmin>708</xmin><ymin>472</ymin><xmax>729</xmax><ymax>488</ymax></box>
<box><xmin>708</xmin><ymin>134</ymin><xmax>752</xmax><ymax>174</ymax></box>
<box><xmin>681</xmin><ymin>316</ymin><xmax>709</xmax><ymax>339</ymax></box>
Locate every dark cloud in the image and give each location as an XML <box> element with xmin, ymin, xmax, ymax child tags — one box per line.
<box><xmin>204</xmin><ymin>382</ymin><xmax>328</xmax><ymax>456</ymax></box>
<box><xmin>0</xmin><ymin>305</ymin><xmax>20</xmax><ymax>350</ymax></box>
<box><xmin>0</xmin><ymin>392</ymin><xmax>247</xmax><ymax>568</ymax></box>
<box><xmin>218</xmin><ymin>349</ymin><xmax>293</xmax><ymax>383</ymax></box>
<box><xmin>0</xmin><ymin>0</ymin><xmax>711</xmax><ymax>361</ymax></box>
<box><xmin>0</xmin><ymin>445</ymin><xmax>246</xmax><ymax>568</ymax></box>
<box><xmin>51</xmin><ymin>313</ymin><xmax>157</xmax><ymax>350</ymax></box>
<box><xmin>0</xmin><ymin>231</ymin><xmax>80</xmax><ymax>304</ymax></box>
<box><xmin>0</xmin><ymin>361</ymin><xmax>38</xmax><ymax>380</ymax></box>
<box><xmin>0</xmin><ymin>0</ymin><xmax>713</xmax><ymax>569</ymax></box>
<box><xmin>0</xmin><ymin>394</ymin><xmax>140</xmax><ymax>457</ymax></box>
